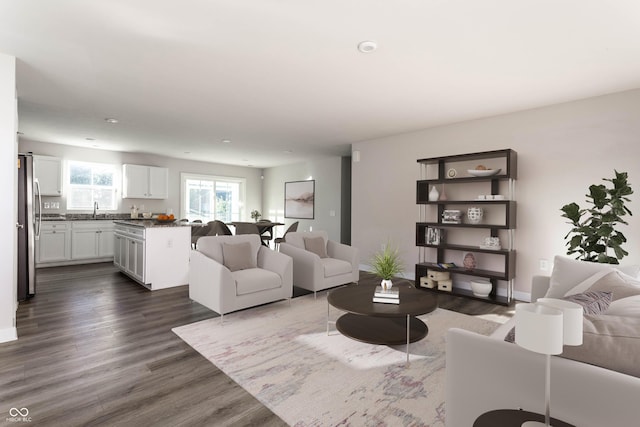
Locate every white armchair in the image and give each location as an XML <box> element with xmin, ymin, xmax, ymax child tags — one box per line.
<box><xmin>189</xmin><ymin>234</ymin><xmax>293</xmax><ymax>320</ymax></box>
<box><xmin>279</xmin><ymin>231</ymin><xmax>359</xmax><ymax>297</ymax></box>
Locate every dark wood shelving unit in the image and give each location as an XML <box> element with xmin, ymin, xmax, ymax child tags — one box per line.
<box><xmin>415</xmin><ymin>149</ymin><xmax>517</xmax><ymax>306</ymax></box>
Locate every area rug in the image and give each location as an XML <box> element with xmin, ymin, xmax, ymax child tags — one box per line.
<box><xmin>172</xmin><ymin>293</ymin><xmax>499</xmax><ymax>427</ymax></box>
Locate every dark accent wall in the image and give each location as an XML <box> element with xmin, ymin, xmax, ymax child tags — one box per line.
<box><xmin>340</xmin><ymin>156</ymin><xmax>352</xmax><ymax>245</ymax></box>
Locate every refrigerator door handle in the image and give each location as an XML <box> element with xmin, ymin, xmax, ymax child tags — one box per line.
<box><xmin>34</xmin><ymin>178</ymin><xmax>42</xmax><ymax>240</ymax></box>
<box><xmin>16</xmin><ymin>222</ymin><xmax>24</xmax><ymax>229</ymax></box>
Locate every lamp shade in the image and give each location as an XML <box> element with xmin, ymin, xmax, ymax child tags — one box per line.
<box><xmin>515</xmin><ymin>303</ymin><xmax>563</xmax><ymax>355</ymax></box>
<box><xmin>537</xmin><ymin>298</ymin><xmax>584</xmax><ymax>346</ymax></box>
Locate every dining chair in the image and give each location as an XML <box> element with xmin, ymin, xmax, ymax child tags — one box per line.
<box><xmin>206</xmin><ymin>220</ymin><xmax>233</xmax><ymax>236</ymax></box>
<box><xmin>274</xmin><ymin>221</ymin><xmax>298</xmax><ymax>250</ymax></box>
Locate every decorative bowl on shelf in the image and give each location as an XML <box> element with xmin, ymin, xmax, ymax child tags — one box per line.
<box><xmin>467</xmin><ymin>168</ymin><xmax>501</xmax><ymax>177</ymax></box>
<box><xmin>470</xmin><ymin>280</ymin><xmax>492</xmax><ymax>297</ymax></box>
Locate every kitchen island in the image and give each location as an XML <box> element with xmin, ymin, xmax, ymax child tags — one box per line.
<box><xmin>113</xmin><ymin>220</ymin><xmax>191</xmax><ymax>290</ymax></box>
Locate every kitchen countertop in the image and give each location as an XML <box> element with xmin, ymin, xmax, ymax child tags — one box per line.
<box><xmin>42</xmin><ymin>214</ymin><xmax>155</xmax><ymax>221</ymax></box>
<box><xmin>113</xmin><ymin>219</ymin><xmax>191</xmax><ymax>228</ymax></box>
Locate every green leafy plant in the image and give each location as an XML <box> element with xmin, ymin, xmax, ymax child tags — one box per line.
<box><xmin>561</xmin><ymin>170</ymin><xmax>633</xmax><ymax>264</ymax></box>
<box><xmin>370</xmin><ymin>243</ymin><xmax>404</xmax><ymax>280</ymax></box>
<box><xmin>250</xmin><ymin>210</ymin><xmax>261</xmax><ymax>221</ymax></box>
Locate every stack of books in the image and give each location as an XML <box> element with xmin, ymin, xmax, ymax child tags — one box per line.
<box><xmin>372</xmin><ymin>285</ymin><xmax>400</xmax><ymax>304</ymax></box>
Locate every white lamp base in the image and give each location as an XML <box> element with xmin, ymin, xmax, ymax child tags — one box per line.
<box><xmin>522</xmin><ymin>421</ymin><xmax>552</xmax><ymax>427</ymax></box>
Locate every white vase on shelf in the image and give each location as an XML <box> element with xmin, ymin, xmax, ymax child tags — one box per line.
<box><xmin>428</xmin><ymin>186</ymin><xmax>440</xmax><ymax>202</ymax></box>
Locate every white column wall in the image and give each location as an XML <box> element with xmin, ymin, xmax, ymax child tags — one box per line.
<box><xmin>0</xmin><ymin>52</ymin><xmax>17</xmax><ymax>342</ymax></box>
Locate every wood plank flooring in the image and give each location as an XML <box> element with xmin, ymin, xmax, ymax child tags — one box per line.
<box><xmin>1</xmin><ymin>264</ymin><xmax>514</xmax><ymax>427</ymax></box>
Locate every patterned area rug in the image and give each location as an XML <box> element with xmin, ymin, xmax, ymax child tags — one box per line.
<box><xmin>172</xmin><ymin>292</ymin><xmax>499</xmax><ymax>427</ymax></box>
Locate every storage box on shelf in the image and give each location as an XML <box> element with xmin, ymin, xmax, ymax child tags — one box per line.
<box><xmin>415</xmin><ymin>149</ymin><xmax>517</xmax><ymax>305</ymax></box>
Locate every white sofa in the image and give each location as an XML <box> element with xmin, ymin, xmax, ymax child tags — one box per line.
<box><xmin>189</xmin><ymin>235</ymin><xmax>293</xmax><ymax>319</ymax></box>
<box><xmin>446</xmin><ymin>257</ymin><xmax>640</xmax><ymax>427</ymax></box>
<box><xmin>279</xmin><ymin>231</ymin><xmax>359</xmax><ymax>296</ymax></box>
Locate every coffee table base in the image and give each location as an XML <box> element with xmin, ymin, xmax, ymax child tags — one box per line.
<box><xmin>336</xmin><ymin>313</ymin><xmax>428</xmax><ymax>345</ymax></box>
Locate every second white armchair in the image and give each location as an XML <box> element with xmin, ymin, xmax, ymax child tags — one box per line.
<box><xmin>279</xmin><ymin>231</ymin><xmax>359</xmax><ymax>297</ymax></box>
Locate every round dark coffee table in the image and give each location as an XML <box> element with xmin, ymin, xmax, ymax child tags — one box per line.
<box><xmin>327</xmin><ymin>283</ymin><xmax>438</xmax><ymax>363</ymax></box>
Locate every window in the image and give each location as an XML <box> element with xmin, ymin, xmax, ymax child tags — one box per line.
<box><xmin>180</xmin><ymin>173</ymin><xmax>245</xmax><ymax>222</ymax></box>
<box><xmin>67</xmin><ymin>161</ymin><xmax>118</xmax><ymax>210</ymax></box>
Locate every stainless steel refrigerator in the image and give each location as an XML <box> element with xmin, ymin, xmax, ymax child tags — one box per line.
<box><xmin>17</xmin><ymin>153</ymin><xmax>41</xmax><ymax>300</ymax></box>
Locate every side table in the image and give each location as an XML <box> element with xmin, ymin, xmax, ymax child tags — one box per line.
<box><xmin>473</xmin><ymin>409</ymin><xmax>575</xmax><ymax>427</ymax></box>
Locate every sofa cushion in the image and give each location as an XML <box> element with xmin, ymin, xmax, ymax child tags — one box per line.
<box><xmin>607</xmin><ymin>295</ymin><xmax>640</xmax><ymax>318</ymax></box>
<box><xmin>222</xmin><ymin>241</ymin><xmax>256</xmax><ymax>271</ymax></box>
<box><xmin>233</xmin><ymin>268</ymin><xmax>282</xmax><ymax>295</ymax></box>
<box><xmin>560</xmin><ymin>314</ymin><xmax>640</xmax><ymax>378</ymax></box>
<box><xmin>545</xmin><ymin>255</ymin><xmax>640</xmax><ymax>298</ymax></box>
<box><xmin>586</xmin><ymin>270</ymin><xmax>640</xmax><ymax>301</ymax></box>
<box><xmin>304</xmin><ymin>236</ymin><xmax>328</xmax><ymax>258</ymax></box>
<box><xmin>321</xmin><ymin>257</ymin><xmax>352</xmax><ymax>278</ymax></box>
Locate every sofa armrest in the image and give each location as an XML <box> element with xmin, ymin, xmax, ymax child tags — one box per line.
<box><xmin>327</xmin><ymin>240</ymin><xmax>360</xmax><ymax>283</ymax></box>
<box><xmin>258</xmin><ymin>247</ymin><xmax>293</xmax><ymax>295</ymax></box>
<box><xmin>279</xmin><ymin>242</ymin><xmax>323</xmax><ymax>289</ymax></box>
<box><xmin>188</xmin><ymin>249</ymin><xmax>235</xmax><ymax>315</ymax></box>
<box><xmin>531</xmin><ymin>275</ymin><xmax>551</xmax><ymax>302</ymax></box>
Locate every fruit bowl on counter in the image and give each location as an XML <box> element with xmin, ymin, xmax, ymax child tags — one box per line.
<box><xmin>154</xmin><ymin>214</ymin><xmax>175</xmax><ymax>224</ymax></box>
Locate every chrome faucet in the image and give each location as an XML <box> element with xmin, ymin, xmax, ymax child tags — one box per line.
<box><xmin>93</xmin><ymin>201</ymin><xmax>99</xmax><ymax>219</ymax></box>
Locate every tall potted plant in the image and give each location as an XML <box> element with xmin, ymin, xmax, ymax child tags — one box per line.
<box><xmin>560</xmin><ymin>170</ymin><xmax>633</xmax><ymax>264</ymax></box>
<box><xmin>370</xmin><ymin>243</ymin><xmax>404</xmax><ymax>289</ymax></box>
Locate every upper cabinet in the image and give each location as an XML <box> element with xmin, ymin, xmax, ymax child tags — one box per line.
<box><xmin>122</xmin><ymin>164</ymin><xmax>169</xmax><ymax>199</ymax></box>
<box><xmin>33</xmin><ymin>155</ymin><xmax>63</xmax><ymax>196</ymax></box>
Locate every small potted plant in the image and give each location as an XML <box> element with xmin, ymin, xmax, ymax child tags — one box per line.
<box><xmin>370</xmin><ymin>243</ymin><xmax>404</xmax><ymax>290</ymax></box>
<box><xmin>250</xmin><ymin>210</ymin><xmax>261</xmax><ymax>222</ymax></box>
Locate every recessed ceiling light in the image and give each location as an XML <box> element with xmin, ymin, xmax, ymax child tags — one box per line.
<box><xmin>283</xmin><ymin>150</ymin><xmax>293</xmax><ymax>154</ymax></box>
<box><xmin>222</xmin><ymin>139</ymin><xmax>232</xmax><ymax>144</ymax></box>
<box><xmin>85</xmin><ymin>137</ymin><xmax>95</xmax><ymax>141</ymax></box>
<box><xmin>357</xmin><ymin>40</ymin><xmax>377</xmax><ymax>53</ymax></box>
<box><xmin>105</xmin><ymin>118</ymin><xmax>118</xmax><ymax>124</ymax></box>
<box><xmin>184</xmin><ymin>151</ymin><xmax>191</xmax><ymax>154</ymax></box>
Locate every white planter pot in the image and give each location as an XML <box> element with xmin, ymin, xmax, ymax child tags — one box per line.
<box><xmin>381</xmin><ymin>279</ymin><xmax>393</xmax><ymax>290</ymax></box>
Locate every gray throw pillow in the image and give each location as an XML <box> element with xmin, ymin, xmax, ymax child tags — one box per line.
<box><xmin>304</xmin><ymin>236</ymin><xmax>328</xmax><ymax>258</ymax></box>
<box><xmin>222</xmin><ymin>242</ymin><xmax>256</xmax><ymax>272</ymax></box>
<box><xmin>504</xmin><ymin>291</ymin><xmax>613</xmax><ymax>343</ymax></box>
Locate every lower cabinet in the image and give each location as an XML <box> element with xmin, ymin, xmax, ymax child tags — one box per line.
<box><xmin>37</xmin><ymin>222</ymin><xmax>71</xmax><ymax>263</ymax></box>
<box><xmin>114</xmin><ymin>226</ymin><xmax>146</xmax><ymax>284</ymax></box>
<box><xmin>114</xmin><ymin>222</ymin><xmax>190</xmax><ymax>290</ymax></box>
<box><xmin>71</xmin><ymin>221</ymin><xmax>115</xmax><ymax>260</ymax></box>
<box><xmin>36</xmin><ymin>220</ymin><xmax>114</xmax><ymax>267</ymax></box>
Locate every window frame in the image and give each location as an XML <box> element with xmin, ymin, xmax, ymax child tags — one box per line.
<box><xmin>66</xmin><ymin>160</ymin><xmax>119</xmax><ymax>211</ymax></box>
<box><xmin>179</xmin><ymin>172</ymin><xmax>246</xmax><ymax>222</ymax></box>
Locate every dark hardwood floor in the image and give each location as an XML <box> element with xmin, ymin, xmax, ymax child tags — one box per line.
<box><xmin>1</xmin><ymin>264</ymin><xmax>514</xmax><ymax>427</ymax></box>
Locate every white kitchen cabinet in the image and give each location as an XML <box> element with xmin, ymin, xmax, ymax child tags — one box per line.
<box><xmin>37</xmin><ymin>221</ymin><xmax>71</xmax><ymax>263</ymax></box>
<box><xmin>114</xmin><ymin>222</ymin><xmax>189</xmax><ymax>289</ymax></box>
<box><xmin>122</xmin><ymin>164</ymin><xmax>168</xmax><ymax>199</ymax></box>
<box><xmin>33</xmin><ymin>155</ymin><xmax>63</xmax><ymax>196</ymax></box>
<box><xmin>71</xmin><ymin>221</ymin><xmax>115</xmax><ymax>260</ymax></box>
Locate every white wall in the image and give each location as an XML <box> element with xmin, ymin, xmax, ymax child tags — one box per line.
<box><xmin>18</xmin><ymin>139</ymin><xmax>263</xmax><ymax>220</ymax></box>
<box><xmin>352</xmin><ymin>89</ymin><xmax>640</xmax><ymax>300</ymax></box>
<box><xmin>1</xmin><ymin>53</ymin><xmax>17</xmax><ymax>342</ymax></box>
<box><xmin>262</xmin><ymin>157</ymin><xmax>343</xmax><ymax>242</ymax></box>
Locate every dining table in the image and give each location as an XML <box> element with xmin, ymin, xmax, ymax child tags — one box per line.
<box><xmin>228</xmin><ymin>221</ymin><xmax>284</xmax><ymax>246</ymax></box>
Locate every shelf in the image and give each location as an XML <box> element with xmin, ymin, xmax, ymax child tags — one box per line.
<box><xmin>420</xmin><ymin>221</ymin><xmax>512</xmax><ymax>230</ymax></box>
<box><xmin>416</xmin><ymin>149</ymin><xmax>516</xmax><ymax>306</ymax></box>
<box><xmin>416</xmin><ymin>285</ymin><xmax>511</xmax><ymax>306</ymax></box>
<box><xmin>417</xmin><ymin>243</ymin><xmax>514</xmax><ymax>255</ymax></box>
<box><xmin>416</xmin><ymin>262</ymin><xmax>513</xmax><ymax>281</ymax></box>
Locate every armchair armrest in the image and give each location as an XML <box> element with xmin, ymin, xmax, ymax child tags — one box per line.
<box><xmin>188</xmin><ymin>250</ymin><xmax>236</xmax><ymax>315</ymax></box>
<box><xmin>258</xmin><ymin>247</ymin><xmax>293</xmax><ymax>294</ymax></box>
<box><xmin>327</xmin><ymin>240</ymin><xmax>359</xmax><ymax>266</ymax></box>
<box><xmin>279</xmin><ymin>242</ymin><xmax>323</xmax><ymax>289</ymax></box>
<box><xmin>531</xmin><ymin>275</ymin><xmax>551</xmax><ymax>302</ymax></box>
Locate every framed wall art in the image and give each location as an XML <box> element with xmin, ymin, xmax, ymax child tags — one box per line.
<box><xmin>284</xmin><ymin>180</ymin><xmax>315</xmax><ymax>219</ymax></box>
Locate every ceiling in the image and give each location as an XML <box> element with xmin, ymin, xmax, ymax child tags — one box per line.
<box><xmin>2</xmin><ymin>1</ymin><xmax>640</xmax><ymax>168</ymax></box>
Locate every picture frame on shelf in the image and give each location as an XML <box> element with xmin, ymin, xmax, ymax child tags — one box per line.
<box><xmin>442</xmin><ymin>209</ymin><xmax>463</xmax><ymax>224</ymax></box>
<box><xmin>425</xmin><ymin>227</ymin><xmax>444</xmax><ymax>245</ymax></box>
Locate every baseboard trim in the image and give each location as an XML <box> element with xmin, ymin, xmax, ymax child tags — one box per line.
<box><xmin>0</xmin><ymin>326</ymin><xmax>17</xmax><ymax>343</ymax></box>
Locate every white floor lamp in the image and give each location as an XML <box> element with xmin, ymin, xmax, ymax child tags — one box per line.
<box><xmin>515</xmin><ymin>300</ymin><xmax>583</xmax><ymax>427</ymax></box>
